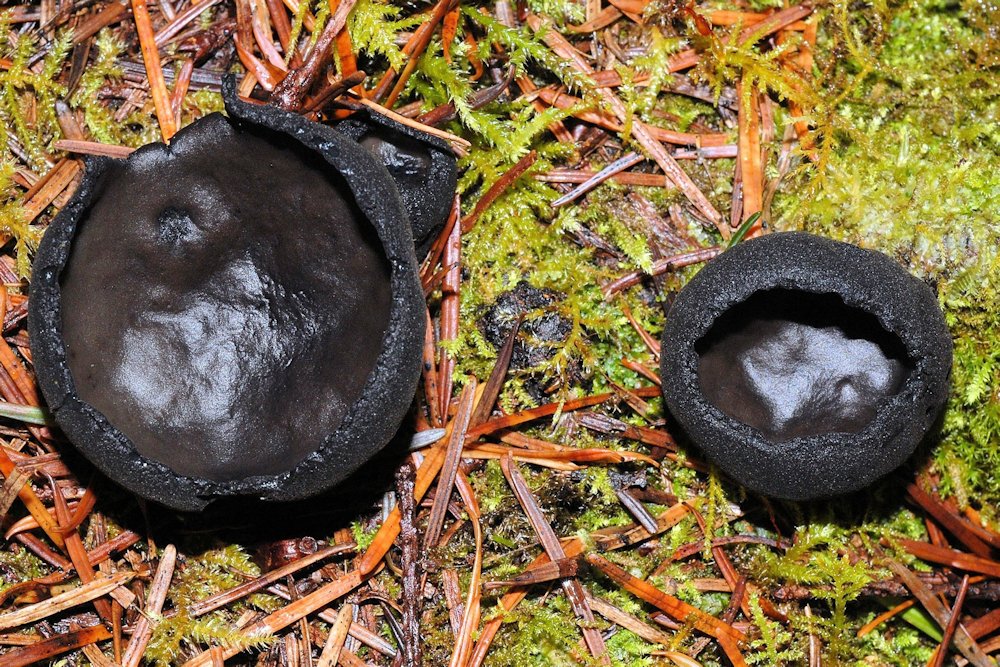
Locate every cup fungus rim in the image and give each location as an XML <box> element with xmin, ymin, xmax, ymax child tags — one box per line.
<box><xmin>28</xmin><ymin>77</ymin><xmax>425</xmax><ymax>511</ymax></box>
<box><xmin>660</xmin><ymin>231</ymin><xmax>953</xmax><ymax>500</ymax></box>
<box><xmin>334</xmin><ymin>107</ymin><xmax>458</xmax><ymax>256</ymax></box>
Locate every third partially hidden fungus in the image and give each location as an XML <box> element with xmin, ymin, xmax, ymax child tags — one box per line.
<box><xmin>28</xmin><ymin>82</ymin><xmax>456</xmax><ymax>511</ymax></box>
<box><xmin>660</xmin><ymin>232</ymin><xmax>953</xmax><ymax>500</ymax></box>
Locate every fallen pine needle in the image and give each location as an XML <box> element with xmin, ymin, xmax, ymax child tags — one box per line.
<box><xmin>0</xmin><ymin>571</ymin><xmax>133</xmax><ymax>631</ymax></box>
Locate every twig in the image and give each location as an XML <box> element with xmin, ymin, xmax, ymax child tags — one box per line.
<box><xmin>602</xmin><ymin>247</ymin><xmax>722</xmax><ymax>297</ymax></box>
<box><xmin>421</xmin><ymin>307</ymin><xmax>442</xmax><ymax>428</ymax></box>
<box><xmin>21</xmin><ymin>159</ymin><xmax>81</xmax><ymax>223</ymax></box>
<box><xmin>425</xmin><ymin>381</ymin><xmax>477</xmax><ymax>548</ymax></box>
<box><xmin>736</xmin><ymin>81</ymin><xmax>764</xmax><ymax>233</ymax></box>
<box><xmin>2</xmin><ymin>624</ymin><xmax>112</xmax><ymax>667</ymax></box>
<box><xmin>469</xmin><ymin>316</ymin><xmax>521</xmax><ymax>427</ymax></box>
<box><xmin>189</xmin><ymin>543</ymin><xmax>355</xmax><ymax>617</ymax></box>
<box><xmin>929</xmin><ymin>575</ymin><xmax>970</xmax><ymax>667</ymax></box>
<box><xmin>501</xmin><ymin>456</ymin><xmax>610</xmax><ymax>664</ymax></box>
<box><xmin>52</xmin><ymin>480</ymin><xmax>114</xmax><ymax>621</ymax></box>
<box><xmin>437</xmin><ymin>218</ymin><xmax>462</xmax><ymax>420</ymax></box>
<box><xmin>270</xmin><ymin>0</ymin><xmax>358</xmax><ymax>109</ymax></box>
<box><xmin>737</xmin><ymin>4</ymin><xmax>813</xmax><ymax>44</ymax></box>
<box><xmin>131</xmin><ymin>0</ymin><xmax>177</xmax><ymax>140</ymax></box>
<box><xmin>0</xmin><ymin>571</ymin><xmax>133</xmax><ymax>630</ymax></box>
<box><xmin>467</xmin><ymin>539</ymin><xmax>586</xmax><ymax>667</ymax></box>
<box><xmin>587</xmin><ymin>593</ymin><xmax>673</xmax><ymax>646</ymax></box>
<box><xmin>484</xmin><ymin>557</ymin><xmax>580</xmax><ymax>590</ymax></box>
<box><xmin>551</xmin><ymin>152</ymin><xmax>643</xmax><ymax>207</ymax></box>
<box><xmin>122</xmin><ymin>545</ymin><xmax>177</xmax><ymax>667</ymax></box>
<box><xmin>906</xmin><ymin>484</ymin><xmax>994</xmax><ymax>557</ymax></box>
<box><xmin>898</xmin><ymin>539</ymin><xmax>1000</xmax><ymax>578</ymax></box>
<box><xmin>461</xmin><ymin>151</ymin><xmax>537</xmax><ymax>232</ymax></box>
<box><xmin>537</xmin><ymin>169</ymin><xmax>667</xmax><ymax>187</ymax></box>
<box><xmin>447</xmin><ymin>470</ymin><xmax>484</xmax><ymax>667</ymax></box>
<box><xmin>586</xmin><ymin>553</ymin><xmax>747</xmax><ymax>662</ymax></box>
<box><xmin>527</xmin><ymin>14</ymin><xmax>725</xmax><ymax>231</ymax></box>
<box><xmin>154</xmin><ymin>0</ymin><xmax>222</xmax><ymax>47</ymax></box>
<box><xmin>372</xmin><ymin>0</ymin><xmax>456</xmax><ymax>103</ymax></box>
<box><xmin>466</xmin><ymin>385</ymin><xmax>661</xmax><ymax>440</ymax></box>
<box><xmin>184</xmin><ymin>444</ymin><xmax>450</xmax><ymax>664</ymax></box>
<box><xmin>317</xmin><ymin>604</ymin><xmax>354</xmax><ymax>667</ymax></box>
<box><xmin>396</xmin><ymin>461</ymin><xmax>422</xmax><ymax>667</ymax></box>
<box><xmin>170</xmin><ymin>59</ymin><xmax>195</xmax><ymax>122</ymax></box>
<box><xmin>883</xmin><ymin>558</ymin><xmax>993</xmax><ymax>667</ymax></box>
<box><xmin>592</xmin><ymin>503</ymin><xmax>691</xmax><ymax>551</ymax></box>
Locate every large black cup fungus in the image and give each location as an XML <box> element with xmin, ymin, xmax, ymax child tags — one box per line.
<box><xmin>334</xmin><ymin>110</ymin><xmax>457</xmax><ymax>256</ymax></box>
<box><xmin>28</xmin><ymin>81</ymin><xmax>426</xmax><ymax>511</ymax></box>
<box><xmin>660</xmin><ymin>232</ymin><xmax>952</xmax><ymax>500</ymax></box>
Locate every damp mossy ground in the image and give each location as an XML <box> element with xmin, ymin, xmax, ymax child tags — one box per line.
<box><xmin>0</xmin><ymin>0</ymin><xmax>998</xmax><ymax>665</ymax></box>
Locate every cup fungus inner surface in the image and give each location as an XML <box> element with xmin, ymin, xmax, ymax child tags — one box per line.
<box><xmin>58</xmin><ymin>114</ymin><xmax>392</xmax><ymax>482</ymax></box>
<box><xmin>359</xmin><ymin>133</ymin><xmax>433</xmax><ymax>191</ymax></box>
<box><xmin>695</xmin><ymin>289</ymin><xmax>912</xmax><ymax>441</ymax></box>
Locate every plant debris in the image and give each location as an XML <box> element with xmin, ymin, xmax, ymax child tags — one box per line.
<box><xmin>0</xmin><ymin>0</ymin><xmax>998</xmax><ymax>664</ymax></box>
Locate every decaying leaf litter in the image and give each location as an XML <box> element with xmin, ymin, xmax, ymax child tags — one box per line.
<box><xmin>0</xmin><ymin>0</ymin><xmax>999</xmax><ymax>664</ymax></box>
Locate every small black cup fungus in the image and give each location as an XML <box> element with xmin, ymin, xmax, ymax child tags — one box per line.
<box><xmin>660</xmin><ymin>232</ymin><xmax>952</xmax><ymax>500</ymax></box>
<box><xmin>334</xmin><ymin>110</ymin><xmax>457</xmax><ymax>256</ymax></box>
<box><xmin>29</xmin><ymin>82</ymin><xmax>426</xmax><ymax>511</ymax></box>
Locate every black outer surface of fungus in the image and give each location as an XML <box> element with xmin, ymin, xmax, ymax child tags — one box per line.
<box><xmin>660</xmin><ymin>232</ymin><xmax>953</xmax><ymax>501</ymax></box>
<box><xmin>29</xmin><ymin>79</ymin><xmax>426</xmax><ymax>511</ymax></box>
<box><xmin>334</xmin><ymin>111</ymin><xmax>457</xmax><ymax>256</ymax></box>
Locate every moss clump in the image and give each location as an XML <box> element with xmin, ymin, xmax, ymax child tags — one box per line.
<box><xmin>147</xmin><ymin>544</ymin><xmax>276</xmax><ymax>666</ymax></box>
<box><xmin>777</xmin><ymin>0</ymin><xmax>1000</xmax><ymax>519</ymax></box>
<box><xmin>1</xmin><ymin>0</ymin><xmax>996</xmax><ymax>662</ymax></box>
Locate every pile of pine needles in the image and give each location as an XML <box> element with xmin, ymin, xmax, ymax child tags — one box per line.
<box><xmin>0</xmin><ymin>0</ymin><xmax>998</xmax><ymax>665</ymax></box>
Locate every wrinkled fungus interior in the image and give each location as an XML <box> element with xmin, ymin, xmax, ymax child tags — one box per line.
<box><xmin>59</xmin><ymin>114</ymin><xmax>392</xmax><ymax>481</ymax></box>
<box><xmin>359</xmin><ymin>132</ymin><xmax>433</xmax><ymax>192</ymax></box>
<box><xmin>696</xmin><ymin>289</ymin><xmax>911</xmax><ymax>441</ymax></box>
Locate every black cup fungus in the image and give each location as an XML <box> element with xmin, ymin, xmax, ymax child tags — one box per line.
<box><xmin>660</xmin><ymin>232</ymin><xmax>952</xmax><ymax>500</ymax></box>
<box><xmin>28</xmin><ymin>80</ymin><xmax>426</xmax><ymax>511</ymax></box>
<box><xmin>334</xmin><ymin>109</ymin><xmax>457</xmax><ymax>256</ymax></box>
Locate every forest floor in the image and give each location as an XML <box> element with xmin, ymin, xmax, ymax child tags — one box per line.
<box><xmin>0</xmin><ymin>0</ymin><xmax>998</xmax><ymax>664</ymax></box>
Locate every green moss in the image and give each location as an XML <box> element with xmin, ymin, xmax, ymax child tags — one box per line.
<box><xmin>0</xmin><ymin>544</ymin><xmax>51</xmax><ymax>595</ymax></box>
<box><xmin>745</xmin><ymin>594</ymin><xmax>802</xmax><ymax>665</ymax></box>
<box><xmin>485</xmin><ymin>595</ymin><xmax>608</xmax><ymax>666</ymax></box>
<box><xmin>775</xmin><ymin>0</ymin><xmax>1000</xmax><ymax>519</ymax></box>
<box><xmin>147</xmin><ymin>544</ymin><xmax>277</xmax><ymax>666</ymax></box>
<box><xmin>1</xmin><ymin>0</ymin><xmax>995</xmax><ymax>663</ymax></box>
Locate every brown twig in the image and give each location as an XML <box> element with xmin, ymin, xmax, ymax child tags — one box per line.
<box><xmin>929</xmin><ymin>575</ymin><xmax>970</xmax><ymax>667</ymax></box>
<box><xmin>736</xmin><ymin>81</ymin><xmax>764</xmax><ymax>233</ymax></box>
<box><xmin>437</xmin><ymin>217</ymin><xmax>461</xmax><ymax>419</ymax></box>
<box><xmin>316</xmin><ymin>604</ymin><xmax>354</xmax><ymax>667</ymax></box>
<box><xmin>461</xmin><ymin>151</ymin><xmax>538</xmax><ymax>233</ymax></box>
<box><xmin>602</xmin><ymin>247</ymin><xmax>722</xmax><ymax>297</ymax></box>
<box><xmin>883</xmin><ymin>558</ymin><xmax>992</xmax><ymax>667</ymax></box>
<box><xmin>466</xmin><ymin>385</ymin><xmax>661</xmax><ymax>440</ymax></box>
<box><xmin>897</xmin><ymin>539</ymin><xmax>1000</xmax><ymax>578</ymax></box>
<box><xmin>372</xmin><ymin>0</ymin><xmax>457</xmax><ymax>104</ymax></box>
<box><xmin>586</xmin><ymin>553</ymin><xmax>747</xmax><ymax>649</ymax></box>
<box><xmin>501</xmin><ymin>455</ymin><xmax>610</xmax><ymax>664</ymax></box>
<box><xmin>269</xmin><ymin>0</ymin><xmax>358</xmax><ymax>109</ymax></box>
<box><xmin>469</xmin><ymin>317</ymin><xmax>521</xmax><ymax>427</ymax></box>
<box><xmin>527</xmin><ymin>14</ymin><xmax>725</xmax><ymax>231</ymax></box>
<box><xmin>2</xmin><ymin>624</ymin><xmax>112</xmax><ymax>667</ymax></box>
<box><xmin>551</xmin><ymin>152</ymin><xmax>644</xmax><ymax>207</ymax></box>
<box><xmin>396</xmin><ymin>461</ymin><xmax>422</xmax><ymax>667</ymax></box>
<box><xmin>131</xmin><ymin>0</ymin><xmax>177</xmax><ymax>140</ymax></box>
<box><xmin>122</xmin><ymin>545</ymin><xmax>177</xmax><ymax>667</ymax></box>
<box><xmin>154</xmin><ymin>0</ymin><xmax>221</xmax><ymax>46</ymax></box>
<box><xmin>424</xmin><ymin>381</ymin><xmax>477</xmax><ymax>548</ymax></box>
<box><xmin>188</xmin><ymin>543</ymin><xmax>355</xmax><ymax>617</ymax></box>
<box><xmin>906</xmin><ymin>484</ymin><xmax>995</xmax><ymax>557</ymax></box>
<box><xmin>0</xmin><ymin>571</ymin><xmax>133</xmax><ymax>631</ymax></box>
